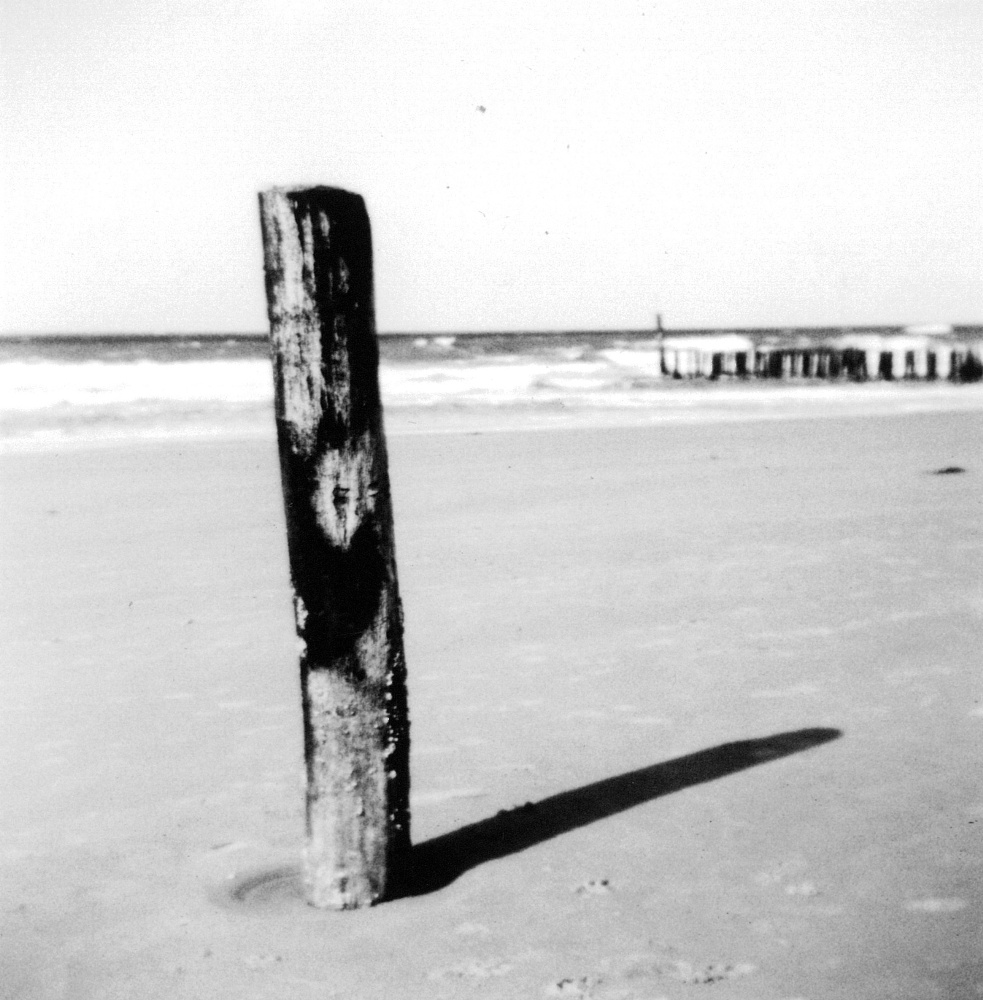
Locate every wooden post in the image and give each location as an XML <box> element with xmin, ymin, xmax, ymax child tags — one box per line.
<box><xmin>258</xmin><ymin>186</ymin><xmax>411</xmax><ymax>909</ymax></box>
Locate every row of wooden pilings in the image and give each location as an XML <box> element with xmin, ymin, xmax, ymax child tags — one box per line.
<box><xmin>660</xmin><ymin>336</ymin><xmax>983</xmax><ymax>382</ymax></box>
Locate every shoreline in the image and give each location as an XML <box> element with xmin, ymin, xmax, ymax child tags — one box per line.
<box><xmin>2</xmin><ymin>381</ymin><xmax>982</xmax><ymax>455</ymax></box>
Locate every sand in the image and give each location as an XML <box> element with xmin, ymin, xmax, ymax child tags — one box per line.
<box><xmin>2</xmin><ymin>401</ymin><xmax>982</xmax><ymax>999</ymax></box>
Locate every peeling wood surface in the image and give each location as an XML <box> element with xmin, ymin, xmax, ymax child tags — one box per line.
<box><xmin>259</xmin><ymin>187</ymin><xmax>410</xmax><ymax>909</ymax></box>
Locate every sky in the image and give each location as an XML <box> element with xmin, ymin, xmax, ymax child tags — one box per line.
<box><xmin>1</xmin><ymin>0</ymin><xmax>981</xmax><ymax>334</ymax></box>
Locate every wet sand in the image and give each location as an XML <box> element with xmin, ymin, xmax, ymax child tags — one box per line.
<box><xmin>2</xmin><ymin>405</ymin><xmax>981</xmax><ymax>998</ymax></box>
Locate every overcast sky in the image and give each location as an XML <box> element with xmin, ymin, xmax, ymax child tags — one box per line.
<box><xmin>2</xmin><ymin>1</ymin><xmax>980</xmax><ymax>333</ymax></box>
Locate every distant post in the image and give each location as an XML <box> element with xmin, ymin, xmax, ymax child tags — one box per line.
<box><xmin>258</xmin><ymin>186</ymin><xmax>411</xmax><ymax>909</ymax></box>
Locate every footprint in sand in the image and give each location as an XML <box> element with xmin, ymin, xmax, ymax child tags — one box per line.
<box><xmin>756</xmin><ymin>867</ymin><xmax>828</xmax><ymax>902</ymax></box>
<box><xmin>454</xmin><ymin>922</ymin><xmax>490</xmax><ymax>937</ymax></box>
<box><xmin>784</xmin><ymin>881</ymin><xmax>821</xmax><ymax>897</ymax></box>
<box><xmin>565</xmin><ymin>952</ymin><xmax>756</xmax><ymax>994</ymax></box>
<box><xmin>428</xmin><ymin>959</ymin><xmax>513</xmax><ymax>981</ymax></box>
<box><xmin>544</xmin><ymin>977</ymin><xmax>599</xmax><ymax>998</ymax></box>
<box><xmin>751</xmin><ymin>683</ymin><xmax>820</xmax><ymax>699</ymax></box>
<box><xmin>660</xmin><ymin>961</ymin><xmax>756</xmax><ymax>984</ymax></box>
<box><xmin>620</xmin><ymin>957</ymin><xmax>754</xmax><ymax>986</ymax></box>
<box><xmin>574</xmin><ymin>879</ymin><xmax>613</xmax><ymax>895</ymax></box>
<box><xmin>242</xmin><ymin>953</ymin><xmax>283</xmax><ymax>970</ymax></box>
<box><xmin>755</xmin><ymin>857</ymin><xmax>809</xmax><ymax>887</ymax></box>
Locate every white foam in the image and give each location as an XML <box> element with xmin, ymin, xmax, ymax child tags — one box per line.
<box><xmin>904</xmin><ymin>323</ymin><xmax>954</xmax><ymax>336</ymax></box>
<box><xmin>598</xmin><ymin>348</ymin><xmax>665</xmax><ymax>373</ymax></box>
<box><xmin>4</xmin><ymin>338</ymin><xmax>983</xmax><ymax>451</ymax></box>
<box><xmin>0</xmin><ymin>359</ymin><xmax>274</xmax><ymax>410</ymax></box>
<box><xmin>663</xmin><ymin>334</ymin><xmax>754</xmax><ymax>353</ymax></box>
<box><xmin>379</xmin><ymin>361</ymin><xmax>557</xmax><ymax>405</ymax></box>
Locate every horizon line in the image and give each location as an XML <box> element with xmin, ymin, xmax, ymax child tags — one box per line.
<box><xmin>1</xmin><ymin>322</ymin><xmax>978</xmax><ymax>340</ymax></box>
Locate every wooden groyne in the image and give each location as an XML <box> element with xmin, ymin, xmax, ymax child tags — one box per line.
<box><xmin>658</xmin><ymin>331</ymin><xmax>983</xmax><ymax>382</ymax></box>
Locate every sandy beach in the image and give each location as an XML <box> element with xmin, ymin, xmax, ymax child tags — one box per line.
<box><xmin>2</xmin><ymin>401</ymin><xmax>981</xmax><ymax>999</ymax></box>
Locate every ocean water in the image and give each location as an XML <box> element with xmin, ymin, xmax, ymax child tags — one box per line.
<box><xmin>1</xmin><ymin>329</ymin><xmax>981</xmax><ymax>448</ymax></box>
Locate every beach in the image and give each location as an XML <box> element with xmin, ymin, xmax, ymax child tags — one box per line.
<box><xmin>2</xmin><ymin>401</ymin><xmax>982</xmax><ymax>998</ymax></box>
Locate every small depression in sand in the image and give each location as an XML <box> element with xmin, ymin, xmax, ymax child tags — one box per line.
<box><xmin>219</xmin><ymin>863</ymin><xmax>305</xmax><ymax>909</ymax></box>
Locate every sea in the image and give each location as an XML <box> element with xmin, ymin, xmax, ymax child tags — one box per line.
<box><xmin>2</xmin><ymin>328</ymin><xmax>981</xmax><ymax>449</ymax></box>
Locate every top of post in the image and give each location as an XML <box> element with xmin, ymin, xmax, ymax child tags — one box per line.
<box><xmin>259</xmin><ymin>185</ymin><xmax>367</xmax><ymax>209</ymax></box>
<box><xmin>258</xmin><ymin>185</ymin><xmax>380</xmax><ymax>456</ymax></box>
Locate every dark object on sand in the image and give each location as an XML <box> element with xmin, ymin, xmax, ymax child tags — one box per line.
<box><xmin>259</xmin><ymin>186</ymin><xmax>410</xmax><ymax>909</ymax></box>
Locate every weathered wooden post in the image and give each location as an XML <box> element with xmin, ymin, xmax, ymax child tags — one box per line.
<box><xmin>258</xmin><ymin>186</ymin><xmax>411</xmax><ymax>909</ymax></box>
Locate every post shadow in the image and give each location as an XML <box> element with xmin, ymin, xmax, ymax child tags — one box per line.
<box><xmin>406</xmin><ymin>727</ymin><xmax>841</xmax><ymax>896</ymax></box>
